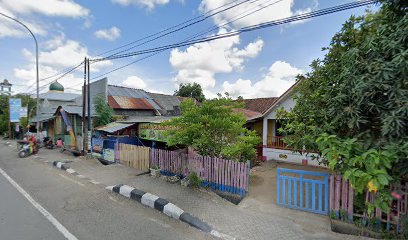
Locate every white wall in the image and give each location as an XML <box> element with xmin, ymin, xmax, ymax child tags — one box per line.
<box><xmin>264</xmin><ymin>96</ymin><xmax>296</xmax><ymax>120</ymax></box>
<box><xmin>263</xmin><ymin>147</ymin><xmax>327</xmax><ymax>168</ymax></box>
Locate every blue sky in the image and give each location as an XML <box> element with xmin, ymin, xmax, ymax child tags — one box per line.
<box><xmin>0</xmin><ymin>0</ymin><xmax>373</xmax><ymax>98</ymax></box>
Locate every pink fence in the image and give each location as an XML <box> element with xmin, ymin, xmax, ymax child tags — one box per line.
<box><xmin>150</xmin><ymin>148</ymin><xmax>250</xmax><ymax>197</ymax></box>
<box><xmin>330</xmin><ymin>174</ymin><xmax>407</xmax><ymax>233</ymax></box>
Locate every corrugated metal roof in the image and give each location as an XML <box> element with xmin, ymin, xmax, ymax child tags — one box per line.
<box><xmin>107</xmin><ymin>85</ymin><xmax>161</xmax><ymax>110</ymax></box>
<box><xmin>36</xmin><ymin>91</ymin><xmax>80</xmax><ymax>101</ymax></box>
<box><xmin>29</xmin><ymin>114</ymin><xmax>54</xmax><ymax>123</ymax></box>
<box><xmin>108</xmin><ymin>96</ymin><xmax>155</xmax><ymax>110</ymax></box>
<box><xmin>118</xmin><ymin>115</ymin><xmax>177</xmax><ymax>123</ymax></box>
<box><xmin>148</xmin><ymin>93</ymin><xmax>181</xmax><ymax>111</ymax></box>
<box><xmin>95</xmin><ymin>122</ymin><xmax>135</xmax><ymax>133</ymax></box>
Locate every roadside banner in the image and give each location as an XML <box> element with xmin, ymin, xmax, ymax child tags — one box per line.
<box><xmin>20</xmin><ymin>107</ymin><xmax>28</xmax><ymax>118</ymax></box>
<box><xmin>9</xmin><ymin>98</ymin><xmax>22</xmax><ymax>123</ymax></box>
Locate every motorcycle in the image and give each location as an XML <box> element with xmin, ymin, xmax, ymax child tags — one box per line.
<box><xmin>18</xmin><ymin>140</ymin><xmax>39</xmax><ymax>158</ymax></box>
<box><xmin>42</xmin><ymin>137</ymin><xmax>54</xmax><ymax>149</ymax></box>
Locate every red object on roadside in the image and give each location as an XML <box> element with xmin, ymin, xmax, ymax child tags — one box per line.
<box><xmin>391</xmin><ymin>191</ymin><xmax>401</xmax><ymax>199</ymax></box>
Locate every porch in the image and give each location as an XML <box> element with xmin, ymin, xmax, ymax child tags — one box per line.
<box><xmin>262</xmin><ymin>118</ymin><xmax>291</xmax><ymax>150</ymax></box>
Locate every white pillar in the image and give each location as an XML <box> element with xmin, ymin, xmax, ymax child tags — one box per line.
<box><xmin>262</xmin><ymin>117</ymin><xmax>268</xmax><ymax>147</ymax></box>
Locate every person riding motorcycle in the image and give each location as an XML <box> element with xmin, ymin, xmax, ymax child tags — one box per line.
<box><xmin>28</xmin><ymin>135</ymin><xmax>37</xmax><ymax>154</ymax></box>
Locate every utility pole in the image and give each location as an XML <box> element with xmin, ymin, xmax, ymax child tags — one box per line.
<box><xmin>87</xmin><ymin>58</ymin><xmax>91</xmax><ymax>155</ymax></box>
<box><xmin>82</xmin><ymin>57</ymin><xmax>87</xmax><ymax>156</ymax></box>
<box><xmin>0</xmin><ymin>13</ymin><xmax>40</xmax><ymax>136</ymax></box>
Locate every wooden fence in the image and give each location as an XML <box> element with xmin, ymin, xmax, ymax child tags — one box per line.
<box><xmin>150</xmin><ymin>148</ymin><xmax>250</xmax><ymax>197</ymax></box>
<box><xmin>330</xmin><ymin>174</ymin><xmax>407</xmax><ymax>233</ymax></box>
<box><xmin>116</xmin><ymin>143</ymin><xmax>150</xmax><ymax>171</ymax></box>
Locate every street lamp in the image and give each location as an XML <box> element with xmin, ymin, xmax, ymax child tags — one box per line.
<box><xmin>0</xmin><ymin>12</ymin><xmax>40</xmax><ymax>136</ymax></box>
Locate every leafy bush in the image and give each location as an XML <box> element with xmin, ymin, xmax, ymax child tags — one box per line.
<box><xmin>188</xmin><ymin>172</ymin><xmax>202</xmax><ymax>188</ymax></box>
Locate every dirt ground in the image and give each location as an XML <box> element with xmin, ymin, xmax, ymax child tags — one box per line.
<box><xmin>247</xmin><ymin>160</ymin><xmax>329</xmax><ymax>205</ymax></box>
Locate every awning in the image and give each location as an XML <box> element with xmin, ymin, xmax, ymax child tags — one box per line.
<box><xmin>117</xmin><ymin>115</ymin><xmax>177</xmax><ymax>124</ymax></box>
<box><xmin>94</xmin><ymin>122</ymin><xmax>135</xmax><ymax>133</ymax></box>
<box><xmin>29</xmin><ymin>115</ymin><xmax>55</xmax><ymax>123</ymax></box>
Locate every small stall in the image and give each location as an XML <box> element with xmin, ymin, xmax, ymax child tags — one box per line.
<box><xmin>92</xmin><ymin>122</ymin><xmax>142</xmax><ymax>163</ymax></box>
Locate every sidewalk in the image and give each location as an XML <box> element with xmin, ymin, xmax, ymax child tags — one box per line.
<box><xmin>56</xmin><ymin>153</ymin><xmax>360</xmax><ymax>240</ymax></box>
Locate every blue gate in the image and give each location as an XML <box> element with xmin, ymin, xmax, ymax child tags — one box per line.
<box><xmin>277</xmin><ymin>168</ymin><xmax>329</xmax><ymax>215</ymax></box>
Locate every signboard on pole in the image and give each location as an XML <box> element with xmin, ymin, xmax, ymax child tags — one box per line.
<box><xmin>20</xmin><ymin>107</ymin><xmax>28</xmax><ymax>118</ymax></box>
<box><xmin>9</xmin><ymin>98</ymin><xmax>22</xmax><ymax>123</ymax></box>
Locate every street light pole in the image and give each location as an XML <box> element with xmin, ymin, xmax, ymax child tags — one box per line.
<box><xmin>0</xmin><ymin>13</ymin><xmax>40</xmax><ymax>136</ymax></box>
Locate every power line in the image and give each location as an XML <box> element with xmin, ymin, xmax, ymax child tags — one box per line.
<box><xmin>104</xmin><ymin>0</ymin><xmax>256</xmax><ymax>59</ymax></box>
<box><xmin>34</xmin><ymin>0</ymin><xmax>249</xmax><ymax>83</ymax></box>
<box><xmin>89</xmin><ymin>0</ymin><xmax>282</xmax><ymax>80</ymax></box>
<box><xmin>26</xmin><ymin>61</ymin><xmax>84</xmax><ymax>94</ymax></box>
<box><xmin>39</xmin><ymin>0</ymin><xmax>375</xmax><ymax>88</ymax></box>
<box><xmin>92</xmin><ymin>0</ymin><xmax>375</xmax><ymax>63</ymax></box>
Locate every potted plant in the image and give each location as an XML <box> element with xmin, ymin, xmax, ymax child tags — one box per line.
<box><xmin>150</xmin><ymin>165</ymin><xmax>160</xmax><ymax>177</ymax></box>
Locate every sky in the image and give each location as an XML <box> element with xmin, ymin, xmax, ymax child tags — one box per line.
<box><xmin>0</xmin><ymin>0</ymin><xmax>374</xmax><ymax>99</ymax></box>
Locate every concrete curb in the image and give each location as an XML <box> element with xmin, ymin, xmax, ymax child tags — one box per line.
<box><xmin>52</xmin><ymin>161</ymin><xmax>235</xmax><ymax>240</ymax></box>
<box><xmin>106</xmin><ymin>184</ymin><xmax>215</xmax><ymax>233</ymax></box>
<box><xmin>52</xmin><ymin>161</ymin><xmax>103</xmax><ymax>186</ymax></box>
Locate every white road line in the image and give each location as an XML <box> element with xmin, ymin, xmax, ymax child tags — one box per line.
<box><xmin>58</xmin><ymin>174</ymin><xmax>85</xmax><ymax>187</ymax></box>
<box><xmin>0</xmin><ymin>167</ymin><xmax>78</xmax><ymax>240</ymax></box>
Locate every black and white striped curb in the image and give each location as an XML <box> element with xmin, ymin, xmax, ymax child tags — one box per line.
<box><xmin>52</xmin><ymin>161</ymin><xmax>102</xmax><ymax>185</ymax></box>
<box><xmin>52</xmin><ymin>161</ymin><xmax>234</xmax><ymax>239</ymax></box>
<box><xmin>107</xmin><ymin>184</ymin><xmax>235</xmax><ymax>240</ymax></box>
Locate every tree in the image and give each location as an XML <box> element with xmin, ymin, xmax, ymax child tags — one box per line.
<box><xmin>174</xmin><ymin>83</ymin><xmax>205</xmax><ymax>102</ymax></box>
<box><xmin>93</xmin><ymin>94</ymin><xmax>113</xmax><ymax>127</ymax></box>
<box><xmin>279</xmin><ymin>1</ymin><xmax>408</xmax><ymax>212</ymax></box>
<box><xmin>163</xmin><ymin>95</ymin><xmax>260</xmax><ymax>162</ymax></box>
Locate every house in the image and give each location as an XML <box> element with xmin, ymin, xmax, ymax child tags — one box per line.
<box><xmin>89</xmin><ymin>78</ymin><xmax>184</xmax><ymax>155</ymax></box>
<box><xmin>239</xmin><ymin>82</ymin><xmax>320</xmax><ymax>166</ymax></box>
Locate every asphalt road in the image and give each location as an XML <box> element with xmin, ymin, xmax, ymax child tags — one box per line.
<box><xmin>0</xmin><ymin>169</ymin><xmax>66</xmax><ymax>240</ymax></box>
<box><xmin>0</xmin><ymin>141</ymin><xmax>213</xmax><ymax>240</ymax></box>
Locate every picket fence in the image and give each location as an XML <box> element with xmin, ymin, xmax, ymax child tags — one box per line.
<box><xmin>116</xmin><ymin>143</ymin><xmax>150</xmax><ymax>171</ymax></box>
<box><xmin>330</xmin><ymin>174</ymin><xmax>407</xmax><ymax>233</ymax></box>
<box><xmin>151</xmin><ymin>148</ymin><xmax>250</xmax><ymax>197</ymax></box>
<box><xmin>114</xmin><ymin>144</ymin><xmax>250</xmax><ymax>197</ymax></box>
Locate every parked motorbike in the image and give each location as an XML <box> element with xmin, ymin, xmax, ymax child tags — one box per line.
<box><xmin>18</xmin><ymin>141</ymin><xmax>39</xmax><ymax>158</ymax></box>
<box><xmin>42</xmin><ymin>137</ymin><xmax>54</xmax><ymax>149</ymax></box>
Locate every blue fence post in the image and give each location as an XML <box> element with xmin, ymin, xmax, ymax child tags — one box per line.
<box><xmin>277</xmin><ymin>168</ymin><xmax>281</xmax><ymax>204</ymax></box>
<box><xmin>325</xmin><ymin>175</ymin><xmax>329</xmax><ymax>214</ymax></box>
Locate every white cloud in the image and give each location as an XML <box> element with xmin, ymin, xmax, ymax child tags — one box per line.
<box><xmin>121</xmin><ymin>75</ymin><xmax>165</xmax><ymax>94</ymax></box>
<box><xmin>0</xmin><ymin>15</ymin><xmax>47</xmax><ymax>38</ymax></box>
<box><xmin>95</xmin><ymin>27</ymin><xmax>121</xmax><ymax>41</ymax></box>
<box><xmin>169</xmin><ymin>29</ymin><xmax>263</xmax><ymax>89</ymax></box>
<box><xmin>222</xmin><ymin>61</ymin><xmax>302</xmax><ymax>98</ymax></box>
<box><xmin>122</xmin><ymin>76</ymin><xmax>147</xmax><ymax>89</ymax></box>
<box><xmin>112</xmin><ymin>0</ymin><xmax>170</xmax><ymax>10</ymax></box>
<box><xmin>0</xmin><ymin>0</ymin><xmax>89</xmax><ymax>38</ymax></box>
<box><xmin>199</xmin><ymin>0</ymin><xmax>316</xmax><ymax>28</ymax></box>
<box><xmin>0</xmin><ymin>0</ymin><xmax>89</xmax><ymax>18</ymax></box>
<box><xmin>13</xmin><ymin>34</ymin><xmax>113</xmax><ymax>93</ymax></box>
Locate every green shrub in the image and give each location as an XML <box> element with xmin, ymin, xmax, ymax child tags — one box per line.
<box><xmin>188</xmin><ymin>172</ymin><xmax>202</xmax><ymax>188</ymax></box>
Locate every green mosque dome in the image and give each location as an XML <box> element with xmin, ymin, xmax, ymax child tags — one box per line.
<box><xmin>49</xmin><ymin>81</ymin><xmax>64</xmax><ymax>92</ymax></box>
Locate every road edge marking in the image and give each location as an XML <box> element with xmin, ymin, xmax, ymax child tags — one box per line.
<box><xmin>0</xmin><ymin>167</ymin><xmax>78</xmax><ymax>240</ymax></box>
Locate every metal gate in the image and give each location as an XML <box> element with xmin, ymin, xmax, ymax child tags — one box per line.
<box><xmin>277</xmin><ymin>168</ymin><xmax>329</xmax><ymax>215</ymax></box>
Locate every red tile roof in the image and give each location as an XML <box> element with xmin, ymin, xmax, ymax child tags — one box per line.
<box><xmin>241</xmin><ymin>97</ymin><xmax>279</xmax><ymax>114</ymax></box>
<box><xmin>232</xmin><ymin>108</ymin><xmax>262</xmax><ymax>120</ymax></box>
<box><xmin>108</xmin><ymin>96</ymin><xmax>154</xmax><ymax>110</ymax></box>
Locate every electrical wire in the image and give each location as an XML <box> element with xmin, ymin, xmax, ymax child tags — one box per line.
<box><xmin>92</xmin><ymin>0</ymin><xmax>375</xmax><ymax>62</ymax></box>
<box><xmin>34</xmin><ymin>0</ymin><xmax>249</xmax><ymax>82</ymax></box>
